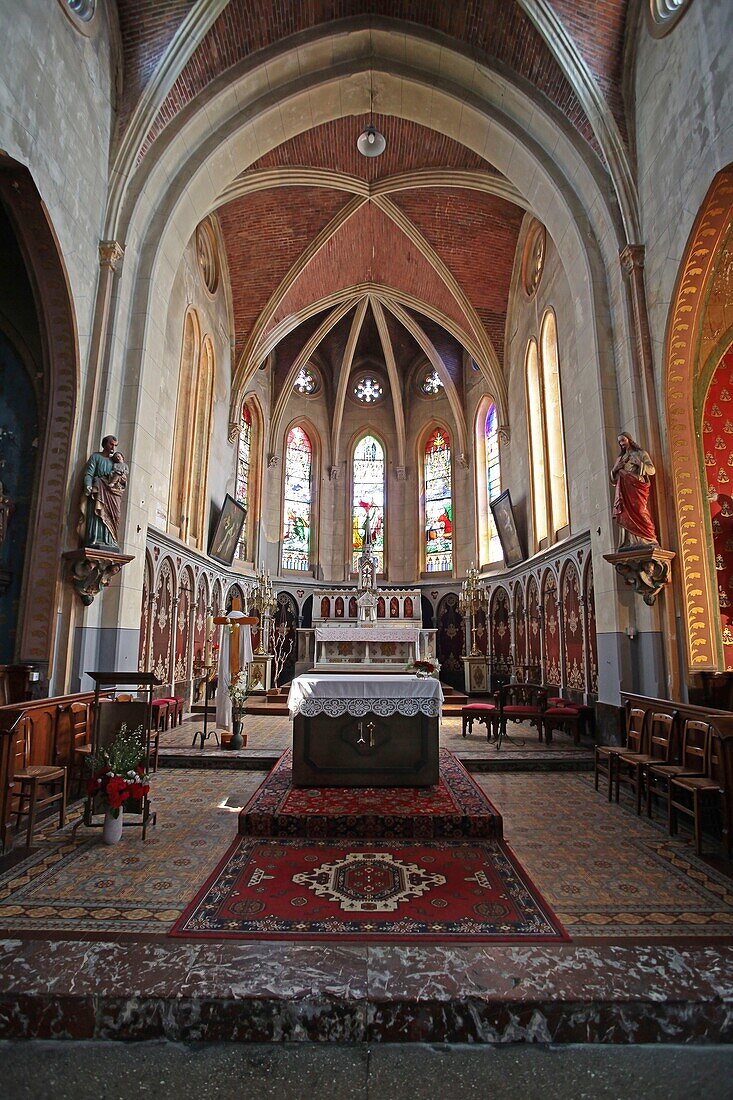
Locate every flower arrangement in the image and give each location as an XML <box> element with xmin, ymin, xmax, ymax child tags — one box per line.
<box><xmin>87</xmin><ymin>724</ymin><xmax>150</xmax><ymax>818</ymax></box>
<box><xmin>407</xmin><ymin>658</ymin><xmax>441</xmax><ymax>679</ymax></box>
<box><xmin>227</xmin><ymin>669</ymin><xmax>250</xmax><ymax>711</ymax></box>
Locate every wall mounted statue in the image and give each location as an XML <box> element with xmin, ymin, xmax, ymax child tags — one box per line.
<box><xmin>79</xmin><ymin>434</ymin><xmax>128</xmax><ymax>551</ymax></box>
<box><xmin>610</xmin><ymin>432</ymin><xmax>658</xmax><ymax>550</ymax></box>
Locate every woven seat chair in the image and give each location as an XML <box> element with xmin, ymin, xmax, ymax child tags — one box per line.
<box><xmin>595</xmin><ymin>706</ymin><xmax>645</xmax><ymax>802</ymax></box>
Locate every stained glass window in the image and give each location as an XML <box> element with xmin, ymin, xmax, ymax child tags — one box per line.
<box><xmin>235</xmin><ymin>404</ymin><xmax>251</xmax><ymax>559</ymax></box>
<box><xmin>526</xmin><ymin>311</ymin><xmax>568</xmax><ymax>548</ymax></box>
<box><xmin>485</xmin><ymin>404</ymin><xmax>502</xmax><ymax>561</ymax></box>
<box><xmin>281</xmin><ymin>426</ymin><xmax>313</xmax><ymax>571</ymax></box>
<box><xmin>420</xmin><ymin>369</ymin><xmax>444</xmax><ymax>396</ymax></box>
<box><xmin>352</xmin><ymin>375</ymin><xmax>384</xmax><ymax>404</ymax></box>
<box><xmin>424</xmin><ymin>427</ymin><xmax>453</xmax><ymax>572</ymax></box>
<box><xmin>352</xmin><ymin>435</ymin><xmax>385</xmax><ymax>573</ymax></box>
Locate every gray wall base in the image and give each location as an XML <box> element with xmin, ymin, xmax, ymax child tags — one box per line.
<box><xmin>72</xmin><ymin>627</ymin><xmax>140</xmax><ymax>693</ymax></box>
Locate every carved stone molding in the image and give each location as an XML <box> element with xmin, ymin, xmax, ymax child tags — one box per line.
<box><xmin>394</xmin><ymin>466</ymin><xmax>407</xmax><ymax>481</ymax></box>
<box><xmin>98</xmin><ymin>240</ymin><xmax>125</xmax><ymax>272</ymax></box>
<box><xmin>329</xmin><ymin>465</ymin><xmax>341</xmax><ymax>481</ymax></box>
<box><xmin>63</xmin><ymin>548</ymin><xmax>134</xmax><ymax>606</ymax></box>
<box><xmin>603</xmin><ymin>547</ymin><xmax>675</xmax><ymax>606</ymax></box>
<box><xmin>267</xmin><ymin>452</ymin><xmax>279</xmax><ymax>469</ymax></box>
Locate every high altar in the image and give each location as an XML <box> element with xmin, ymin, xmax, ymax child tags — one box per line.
<box><xmin>296</xmin><ymin>513</ymin><xmax>437</xmax><ymax>673</ymax></box>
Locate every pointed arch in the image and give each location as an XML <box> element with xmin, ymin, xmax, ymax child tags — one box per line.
<box><xmin>475</xmin><ymin>395</ymin><xmax>502</xmax><ymax>566</ymax></box>
<box><xmin>350</xmin><ymin>430</ymin><xmax>387</xmax><ymax>574</ymax></box>
<box><xmin>560</xmin><ymin>560</ymin><xmax>585</xmax><ymax>692</ymax></box>
<box><xmin>168</xmin><ymin>306</ymin><xmax>201</xmax><ymax>538</ymax></box>
<box><xmin>280</xmin><ymin>419</ymin><xmax>320</xmax><ymax>573</ymax></box>
<box><xmin>419</xmin><ymin>422</ymin><xmax>455</xmax><ymax>575</ymax></box>
<box><xmin>137</xmin><ymin>551</ymin><xmax>155</xmax><ymax>674</ymax></box>
<box><xmin>525</xmin><ymin>309</ymin><xmax>569</xmax><ymax>550</ymax></box>
<box><xmin>236</xmin><ymin>393</ymin><xmax>264</xmax><ymax>563</ymax></box>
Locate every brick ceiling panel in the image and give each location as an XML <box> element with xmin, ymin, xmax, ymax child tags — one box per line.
<box><xmin>115</xmin><ymin>1</ymin><xmax>196</xmax><ymax>134</ymax></box>
<box><xmin>246</xmin><ymin>115</ymin><xmax>493</xmax><ymax>181</ymax></box>
<box><xmin>392</xmin><ymin>188</ymin><xmax>524</xmax><ymax>362</ymax></box>
<box><xmin>272</xmin><ymin>311</ymin><xmax>329</xmax><ymax>395</ymax></box>
<box><xmin>549</xmin><ymin>0</ymin><xmax>629</xmax><ymax>138</ymax></box>
<box><xmin>217</xmin><ymin>187</ymin><xmax>350</xmax><ymax>348</ymax></box>
<box><xmin>410</xmin><ymin>312</ymin><xmax>465</xmax><ymax>399</ymax></box>
<box><xmin>267</xmin><ymin>203</ymin><xmax>473</xmax><ymax>344</ymax></box>
<box><xmin>135</xmin><ymin>0</ymin><xmax>599</xmax><ymax>160</ymax></box>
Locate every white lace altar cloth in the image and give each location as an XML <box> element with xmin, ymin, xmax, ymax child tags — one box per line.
<box><xmin>287</xmin><ymin>673</ymin><xmax>443</xmax><ymax>718</ymax></box>
<box><xmin>314</xmin><ymin>626</ymin><xmax>421</xmax><ymax>644</ymax></box>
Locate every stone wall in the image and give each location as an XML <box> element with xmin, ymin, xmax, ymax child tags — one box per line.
<box><xmin>631</xmin><ymin>0</ymin><xmax>733</xmax><ymax>422</ymax></box>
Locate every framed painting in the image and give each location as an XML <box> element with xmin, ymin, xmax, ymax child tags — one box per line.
<box><xmin>209</xmin><ymin>494</ymin><xmax>246</xmax><ymax>566</ymax></box>
<box><xmin>490</xmin><ymin>489</ymin><xmax>525</xmax><ymax>567</ymax></box>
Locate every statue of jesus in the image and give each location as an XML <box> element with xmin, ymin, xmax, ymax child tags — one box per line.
<box><xmin>610</xmin><ymin>432</ymin><xmax>658</xmax><ymax>550</ymax></box>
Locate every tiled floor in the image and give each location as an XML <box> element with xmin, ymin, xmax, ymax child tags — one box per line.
<box><xmin>1</xmin><ymin>725</ymin><xmax>731</xmax><ymax>940</ymax></box>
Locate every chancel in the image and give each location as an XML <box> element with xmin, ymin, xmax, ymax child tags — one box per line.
<box><xmin>1</xmin><ymin>0</ymin><xmax>733</xmax><ymax>1089</ymax></box>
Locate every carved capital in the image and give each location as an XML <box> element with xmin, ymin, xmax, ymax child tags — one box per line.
<box><xmin>329</xmin><ymin>465</ymin><xmax>341</xmax><ymax>481</ymax></box>
<box><xmin>394</xmin><ymin>466</ymin><xmax>407</xmax><ymax>481</ymax></box>
<box><xmin>458</xmin><ymin>452</ymin><xmax>470</xmax><ymax>470</ymax></box>
<box><xmin>62</xmin><ymin>548</ymin><xmax>134</xmax><ymax>606</ymax></box>
<box><xmin>498</xmin><ymin>424</ymin><xmax>511</xmax><ymax>446</ymax></box>
<box><xmin>619</xmin><ymin>244</ymin><xmax>645</xmax><ymax>277</ymax></box>
<box><xmin>267</xmin><ymin>453</ymin><xmax>279</xmax><ymax>469</ymax></box>
<box><xmin>99</xmin><ymin>240</ymin><xmax>125</xmax><ymax>272</ymax></box>
<box><xmin>603</xmin><ymin>546</ymin><xmax>675</xmax><ymax>606</ymax></box>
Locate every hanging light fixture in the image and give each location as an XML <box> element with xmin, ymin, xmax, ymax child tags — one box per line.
<box><xmin>357</xmin><ymin>124</ymin><xmax>386</xmax><ymax>158</ymax></box>
<box><xmin>357</xmin><ymin>71</ymin><xmax>386</xmax><ymax>158</ymax></box>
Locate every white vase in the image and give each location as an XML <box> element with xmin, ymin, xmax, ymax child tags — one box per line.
<box><xmin>102</xmin><ymin>808</ymin><xmax>123</xmax><ymax>845</ymax></box>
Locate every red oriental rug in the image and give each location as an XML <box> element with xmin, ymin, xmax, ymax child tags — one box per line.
<box><xmin>169</xmin><ymin>837</ymin><xmax>569</xmax><ymax>942</ymax></box>
<box><xmin>238</xmin><ymin>749</ymin><xmax>503</xmax><ymax>840</ymax></box>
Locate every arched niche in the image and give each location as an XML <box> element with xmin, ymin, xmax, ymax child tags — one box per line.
<box><xmin>0</xmin><ymin>157</ymin><xmax>78</xmax><ymax>688</ymax></box>
<box><xmin>664</xmin><ymin>164</ymin><xmax>733</xmax><ymax>670</ymax></box>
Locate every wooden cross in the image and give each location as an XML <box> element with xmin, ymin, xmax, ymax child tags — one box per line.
<box><xmin>213</xmin><ymin>596</ymin><xmax>257</xmax><ymax>683</ymax></box>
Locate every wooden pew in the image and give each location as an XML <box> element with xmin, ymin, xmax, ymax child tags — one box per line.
<box><xmin>0</xmin><ymin>692</ymin><xmax>99</xmax><ymax>852</ymax></box>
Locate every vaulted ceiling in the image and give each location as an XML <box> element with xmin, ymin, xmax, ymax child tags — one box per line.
<box><xmin>112</xmin><ymin>1</ymin><xmax>632</xmax><ymax>435</ymax></box>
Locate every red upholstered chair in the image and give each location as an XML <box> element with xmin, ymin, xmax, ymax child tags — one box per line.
<box><xmin>159</xmin><ymin>697</ymin><xmax>184</xmax><ymax>727</ymax></box>
<box><xmin>543</xmin><ymin>704</ymin><xmax>582</xmax><ymax>745</ymax></box>
<box><xmin>150</xmin><ymin>699</ymin><xmax>170</xmax><ymax>731</ymax></box>
<box><xmin>497</xmin><ymin>683</ymin><xmax>547</xmax><ymax>745</ymax></box>
<box><xmin>461</xmin><ymin>702</ymin><xmax>498</xmax><ymax>742</ymax></box>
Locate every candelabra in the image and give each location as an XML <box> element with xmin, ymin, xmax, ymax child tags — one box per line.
<box><xmin>246</xmin><ymin>568</ymin><xmax>277</xmax><ymax>655</ymax></box>
<box><xmin>459</xmin><ymin>562</ymin><xmax>488</xmax><ymax>656</ymax></box>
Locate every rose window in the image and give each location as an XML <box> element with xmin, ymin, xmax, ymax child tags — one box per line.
<box><xmin>352</xmin><ymin>376</ymin><xmax>384</xmax><ymax>404</ymax></box>
<box><xmin>420</xmin><ymin>369</ymin><xmax>444</xmax><ymax>396</ymax></box>
<box><xmin>294</xmin><ymin>367</ymin><xmax>318</xmax><ymax>395</ymax></box>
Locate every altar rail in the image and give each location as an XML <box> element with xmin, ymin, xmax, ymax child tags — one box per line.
<box><xmin>0</xmin><ymin>691</ymin><xmax>99</xmax><ymax>851</ymax></box>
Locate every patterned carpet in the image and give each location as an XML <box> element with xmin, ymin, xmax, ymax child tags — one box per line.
<box><xmin>0</xmin><ymin>765</ymin><xmax>732</xmax><ymax>939</ymax></box>
<box><xmin>170</xmin><ymin>836</ymin><xmax>568</xmax><ymax>943</ymax></box>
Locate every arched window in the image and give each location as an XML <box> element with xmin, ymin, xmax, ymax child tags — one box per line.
<box><xmin>352</xmin><ymin>434</ymin><xmax>385</xmax><ymax>573</ymax></box>
<box><xmin>485</xmin><ymin>404</ymin><xmax>501</xmax><ymax>562</ymax></box>
<box><xmin>525</xmin><ymin>310</ymin><xmax>568</xmax><ymax>547</ymax></box>
<box><xmin>235</xmin><ymin>404</ymin><xmax>252</xmax><ymax>560</ymax></box>
<box><xmin>188</xmin><ymin>336</ymin><xmax>214</xmax><ymax>548</ymax></box>
<box><xmin>424</xmin><ymin>426</ymin><xmax>453</xmax><ymax>573</ymax></box>
<box><xmin>281</xmin><ymin>425</ymin><xmax>313</xmax><ymax>571</ymax></box>
<box><xmin>540</xmin><ymin>310</ymin><xmax>569</xmax><ymax>533</ymax></box>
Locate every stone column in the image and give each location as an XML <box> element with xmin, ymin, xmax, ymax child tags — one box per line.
<box><xmin>84</xmin><ymin>241</ymin><xmax>125</xmax><ymax>452</ymax></box>
<box><xmin>620</xmin><ymin>244</ymin><xmax>680</xmax><ymax>698</ymax></box>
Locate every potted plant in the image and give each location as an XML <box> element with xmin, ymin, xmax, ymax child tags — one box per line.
<box><xmin>87</xmin><ymin>724</ymin><xmax>150</xmax><ymax>844</ymax></box>
<box><xmin>227</xmin><ymin>670</ymin><xmax>250</xmax><ymax>749</ymax></box>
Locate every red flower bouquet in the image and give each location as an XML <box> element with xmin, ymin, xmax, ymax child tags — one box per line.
<box><xmin>87</xmin><ymin>724</ymin><xmax>151</xmax><ymax>819</ymax></box>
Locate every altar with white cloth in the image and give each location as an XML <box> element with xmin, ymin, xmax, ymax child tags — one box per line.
<box><xmin>288</xmin><ymin>673</ymin><xmax>442</xmax><ymax>787</ymax></box>
<box><xmin>314</xmin><ymin>624</ymin><xmax>421</xmax><ymax>669</ymax></box>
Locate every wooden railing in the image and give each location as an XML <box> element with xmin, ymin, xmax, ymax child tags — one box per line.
<box><xmin>0</xmin><ymin>691</ymin><xmax>99</xmax><ymax>852</ymax></box>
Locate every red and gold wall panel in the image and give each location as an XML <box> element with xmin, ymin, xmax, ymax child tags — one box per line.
<box><xmin>585</xmin><ymin>563</ymin><xmax>598</xmax><ymax>694</ymax></box>
<box><xmin>151</xmin><ymin>558</ymin><xmax>174</xmax><ymax>684</ymax></box>
<box><xmin>193</xmin><ymin>576</ymin><xmax>208</xmax><ymax>671</ymax></box>
<box><xmin>527</xmin><ymin>577</ymin><xmax>541</xmax><ymax>672</ymax></box>
<box><xmin>514</xmin><ymin>587</ymin><xmax>527</xmax><ymax>667</ymax></box>
<box><xmin>703</xmin><ymin>347</ymin><xmax>733</xmax><ymax>670</ymax></box>
<box><xmin>474</xmin><ymin>607</ymin><xmax>488</xmax><ymax>656</ymax></box>
<box><xmin>138</xmin><ymin>562</ymin><xmax>151</xmax><ymax>673</ymax></box>
<box><xmin>561</xmin><ymin>563</ymin><xmax>585</xmax><ymax>691</ymax></box>
<box><xmin>436</xmin><ymin>592</ymin><xmax>464</xmax><ymax>690</ymax></box>
<box><xmin>543</xmin><ymin>572</ymin><xmax>561</xmax><ymax>686</ymax></box>
<box><xmin>490</xmin><ymin>587</ymin><xmax>511</xmax><ymax>673</ymax></box>
<box><xmin>174</xmin><ymin>570</ymin><xmax>193</xmax><ymax>683</ymax></box>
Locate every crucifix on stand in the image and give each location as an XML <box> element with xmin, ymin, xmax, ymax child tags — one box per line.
<box><xmin>196</xmin><ymin>596</ymin><xmax>256</xmax><ymax>749</ymax></box>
